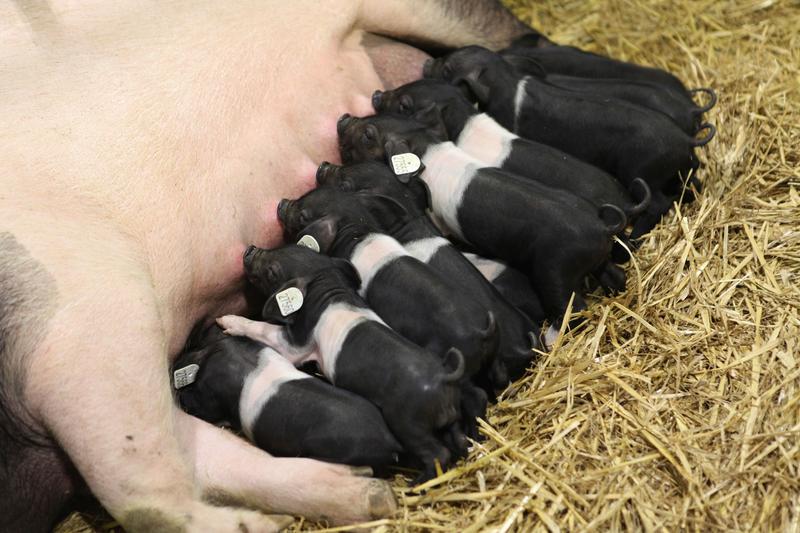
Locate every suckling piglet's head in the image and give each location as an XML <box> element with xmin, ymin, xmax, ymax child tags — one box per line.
<box><xmin>316</xmin><ymin>161</ymin><xmax>431</xmax><ymax>216</ymax></box>
<box><xmin>423</xmin><ymin>45</ymin><xmax>517</xmax><ymax>107</ymax></box>
<box><xmin>242</xmin><ymin>244</ymin><xmax>360</xmax><ymax>325</ymax></box>
<box><xmin>372</xmin><ymin>79</ymin><xmax>480</xmax><ymax>138</ymax></box>
<box><xmin>336</xmin><ymin>110</ymin><xmax>447</xmax><ymax>171</ymax></box>
<box><xmin>278</xmin><ymin>187</ymin><xmax>413</xmax><ymax>249</ymax></box>
<box><xmin>372</xmin><ymin>79</ymin><xmax>471</xmax><ymax>117</ymax></box>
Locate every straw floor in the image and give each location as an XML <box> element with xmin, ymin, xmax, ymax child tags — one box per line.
<box><xmin>57</xmin><ymin>0</ymin><xmax>799</xmax><ymax>531</ymax></box>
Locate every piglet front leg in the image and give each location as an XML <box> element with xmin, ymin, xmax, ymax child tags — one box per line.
<box><xmin>216</xmin><ymin>315</ymin><xmax>318</xmax><ymax>365</ymax></box>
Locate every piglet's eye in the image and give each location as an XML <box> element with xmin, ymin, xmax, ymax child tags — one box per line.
<box><xmin>266</xmin><ymin>265</ymin><xmax>278</xmax><ymax>282</ymax></box>
<box><xmin>340</xmin><ymin>179</ymin><xmax>354</xmax><ymax>192</ymax></box>
<box><xmin>361</xmin><ymin>126</ymin><xmax>377</xmax><ymax>145</ymax></box>
<box><xmin>442</xmin><ymin>64</ymin><xmax>453</xmax><ymax>79</ymax></box>
<box><xmin>398</xmin><ymin>96</ymin><xmax>413</xmax><ymax>114</ymax></box>
<box><xmin>299</xmin><ymin>210</ymin><xmax>312</xmax><ymax>225</ymax></box>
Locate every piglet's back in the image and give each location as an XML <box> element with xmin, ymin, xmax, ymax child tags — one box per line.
<box><xmin>252</xmin><ymin>377</ymin><xmax>401</xmax><ymax>473</ymax></box>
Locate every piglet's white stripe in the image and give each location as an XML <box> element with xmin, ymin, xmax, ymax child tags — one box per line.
<box><xmin>421</xmin><ymin>142</ymin><xmax>482</xmax><ymax>240</ymax></box>
<box><xmin>313</xmin><ymin>302</ymin><xmax>384</xmax><ymax>381</ymax></box>
<box><xmin>462</xmin><ymin>252</ymin><xmax>507</xmax><ymax>282</ymax></box>
<box><xmin>456</xmin><ymin>113</ymin><xmax>517</xmax><ymax>168</ymax></box>
<box><xmin>403</xmin><ymin>236</ymin><xmax>450</xmax><ymax>264</ymax></box>
<box><xmin>350</xmin><ymin>233</ymin><xmax>409</xmax><ymax>296</ymax></box>
<box><xmin>239</xmin><ymin>348</ymin><xmax>310</xmax><ymax>440</ymax></box>
<box><xmin>513</xmin><ymin>76</ymin><xmax>530</xmax><ymax>134</ymax></box>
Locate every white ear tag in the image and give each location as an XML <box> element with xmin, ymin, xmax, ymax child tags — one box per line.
<box><xmin>276</xmin><ymin>287</ymin><xmax>304</xmax><ymax>316</ymax></box>
<box><xmin>297</xmin><ymin>235</ymin><xmax>320</xmax><ymax>253</ymax></box>
<box><xmin>391</xmin><ymin>153</ymin><xmax>422</xmax><ymax>176</ymax></box>
<box><xmin>173</xmin><ymin>364</ymin><xmax>200</xmax><ymax>389</ymax></box>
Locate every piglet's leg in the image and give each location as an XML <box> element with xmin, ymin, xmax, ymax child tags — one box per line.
<box><xmin>178</xmin><ymin>412</ymin><xmax>397</xmax><ymax>525</ymax></box>
<box><xmin>216</xmin><ymin>315</ymin><xmax>317</xmax><ymax>365</ymax></box>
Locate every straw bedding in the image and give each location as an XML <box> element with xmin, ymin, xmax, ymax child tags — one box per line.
<box><xmin>57</xmin><ymin>0</ymin><xmax>799</xmax><ymax>531</ymax></box>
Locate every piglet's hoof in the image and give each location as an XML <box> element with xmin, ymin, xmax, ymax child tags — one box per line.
<box><xmin>261</xmin><ymin>514</ymin><xmax>295</xmax><ymax>532</ymax></box>
<box><xmin>349</xmin><ymin>466</ymin><xmax>374</xmax><ymax>477</ymax></box>
<box><xmin>366</xmin><ymin>479</ymin><xmax>398</xmax><ymax>519</ymax></box>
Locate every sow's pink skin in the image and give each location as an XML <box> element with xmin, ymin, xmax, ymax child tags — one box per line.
<box><xmin>0</xmin><ymin>0</ymin><xmax>533</xmax><ymax>530</ymax></box>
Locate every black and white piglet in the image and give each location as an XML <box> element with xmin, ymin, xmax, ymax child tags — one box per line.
<box><xmin>503</xmin><ymin>33</ymin><xmax>715</xmax><ymax>110</ymax></box>
<box><xmin>500</xmin><ymin>52</ymin><xmax>716</xmax><ymax>136</ymax></box>
<box><xmin>217</xmin><ymin>245</ymin><xmax>466</xmax><ymax>482</ymax></box>
<box><xmin>460</xmin><ymin>252</ymin><xmax>545</xmax><ymax>326</ymax></box>
<box><xmin>173</xmin><ymin>325</ymin><xmax>401</xmax><ymax>472</ymax></box>
<box><xmin>315</xmin><ymin>160</ymin><xmax>544</xmax><ymax>380</ymax></box>
<box><xmin>423</xmin><ymin>46</ymin><xmax>715</xmax><ymax>238</ymax></box>
<box><xmin>336</xmin><ymin>113</ymin><xmax>627</xmax><ymax>322</ymax></box>
<box><xmin>372</xmin><ymin>79</ymin><xmax>652</xmax><ymax>245</ymax></box>
<box><xmin>278</xmin><ymin>190</ymin><xmax>499</xmax><ymax>434</ymax></box>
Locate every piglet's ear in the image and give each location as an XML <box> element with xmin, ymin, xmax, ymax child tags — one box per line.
<box><xmin>455</xmin><ymin>68</ymin><xmax>490</xmax><ymax>105</ymax></box>
<box><xmin>261</xmin><ymin>279</ymin><xmax>309</xmax><ymax>325</ymax></box>
<box><xmin>358</xmin><ymin>192</ymin><xmax>411</xmax><ymax>231</ymax></box>
<box><xmin>331</xmin><ymin>258</ymin><xmax>361</xmax><ymax>291</ymax></box>
<box><xmin>409</xmin><ymin>177</ymin><xmax>433</xmax><ymax>211</ymax></box>
<box><xmin>412</xmin><ymin>103</ymin><xmax>440</xmax><ymax>128</ymax></box>
<box><xmin>296</xmin><ymin>216</ymin><xmax>337</xmax><ymax>254</ymax></box>
<box><xmin>501</xmin><ymin>54</ymin><xmax>547</xmax><ymax>78</ymax></box>
<box><xmin>412</xmin><ymin>103</ymin><xmax>448</xmax><ymax>142</ymax></box>
<box><xmin>384</xmin><ymin>138</ymin><xmax>411</xmax><ymax>158</ymax></box>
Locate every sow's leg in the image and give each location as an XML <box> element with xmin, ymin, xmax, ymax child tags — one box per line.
<box><xmin>26</xmin><ymin>271</ymin><xmax>290</xmax><ymax>533</ymax></box>
<box><xmin>180</xmin><ymin>413</ymin><xmax>397</xmax><ymax>524</ymax></box>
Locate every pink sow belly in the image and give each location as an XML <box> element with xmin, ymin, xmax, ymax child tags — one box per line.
<box><xmin>259</xmin><ymin>34</ymin><xmax>430</xmax><ymax>247</ymax></box>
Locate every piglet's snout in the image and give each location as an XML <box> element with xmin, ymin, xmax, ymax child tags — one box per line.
<box><xmin>277</xmin><ymin>199</ymin><xmax>292</xmax><ymax>223</ymax></box>
<box><xmin>316</xmin><ymin>162</ymin><xmax>336</xmax><ymax>186</ymax></box>
<box><xmin>243</xmin><ymin>245</ymin><xmax>257</xmax><ymax>266</ymax></box>
<box><xmin>371</xmin><ymin>90</ymin><xmax>383</xmax><ymax>111</ymax></box>
<box><xmin>422</xmin><ymin>58</ymin><xmax>435</xmax><ymax>78</ymax></box>
<box><xmin>337</xmin><ymin>113</ymin><xmax>354</xmax><ymax>135</ymax></box>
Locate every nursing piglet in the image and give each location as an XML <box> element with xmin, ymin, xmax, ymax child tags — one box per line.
<box><xmin>278</xmin><ymin>191</ymin><xmax>497</xmax><ymax>435</ymax></box>
<box><xmin>461</xmin><ymin>253</ymin><xmax>546</xmax><ymax>324</ymax></box>
<box><xmin>500</xmin><ymin>53</ymin><xmax>716</xmax><ymax>136</ymax></box>
<box><xmin>336</xmin><ymin>113</ymin><xmax>628</xmax><ymax>322</ymax></box>
<box><xmin>173</xmin><ymin>326</ymin><xmax>401</xmax><ymax>473</ymax></box>
<box><xmin>372</xmin><ymin>79</ymin><xmax>652</xmax><ymax>244</ymax></box>
<box><xmin>217</xmin><ymin>245</ymin><xmax>465</xmax><ymax>483</ymax></box>
<box><xmin>503</xmin><ymin>33</ymin><xmax>715</xmax><ymax>110</ymax></box>
<box><xmin>315</xmin><ymin>160</ymin><xmax>544</xmax><ymax>380</ymax></box>
<box><xmin>423</xmin><ymin>46</ymin><xmax>716</xmax><ymax>238</ymax></box>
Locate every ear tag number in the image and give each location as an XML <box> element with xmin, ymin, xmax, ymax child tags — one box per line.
<box><xmin>173</xmin><ymin>364</ymin><xmax>200</xmax><ymax>389</ymax></box>
<box><xmin>297</xmin><ymin>235</ymin><xmax>320</xmax><ymax>253</ymax></box>
<box><xmin>276</xmin><ymin>287</ymin><xmax>304</xmax><ymax>316</ymax></box>
<box><xmin>391</xmin><ymin>153</ymin><xmax>422</xmax><ymax>176</ymax></box>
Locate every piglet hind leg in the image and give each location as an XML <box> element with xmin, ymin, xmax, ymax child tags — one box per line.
<box><xmin>459</xmin><ymin>382</ymin><xmax>488</xmax><ymax>442</ymax></box>
<box><xmin>533</xmin><ymin>267</ymin><xmax>588</xmax><ymax>328</ymax></box>
<box><xmin>389</xmin><ymin>419</ymin><xmax>454</xmax><ymax>487</ymax></box>
<box><xmin>180</xmin><ymin>412</ymin><xmax>397</xmax><ymax>525</ymax></box>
